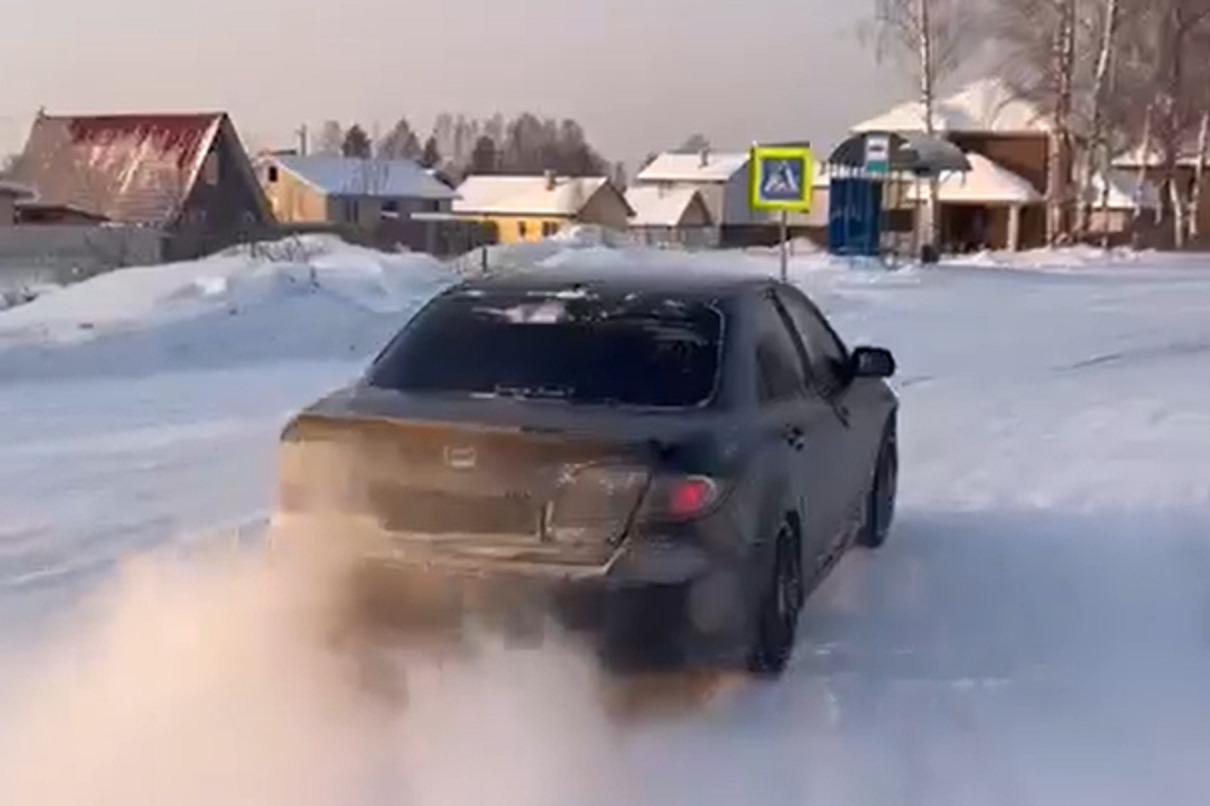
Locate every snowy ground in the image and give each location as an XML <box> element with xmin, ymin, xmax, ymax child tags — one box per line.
<box><xmin>1</xmin><ymin>238</ymin><xmax>1209</xmax><ymax>805</ymax></box>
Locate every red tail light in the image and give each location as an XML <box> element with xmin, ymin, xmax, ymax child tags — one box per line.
<box><xmin>640</xmin><ymin>475</ymin><xmax>721</xmax><ymax>522</ymax></box>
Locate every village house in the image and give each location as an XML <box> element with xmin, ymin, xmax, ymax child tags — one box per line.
<box><xmin>633</xmin><ymin>150</ymin><xmax>828</xmax><ymax>247</ymax></box>
<box><xmin>255</xmin><ymin>153</ymin><xmax>458</xmax><ymax>252</ymax></box>
<box><xmin>634</xmin><ymin>151</ymin><xmax>747</xmax><ymax>236</ymax></box>
<box><xmin>902</xmin><ymin>153</ymin><xmax>1043</xmax><ymax>252</ymax></box>
<box><xmin>11</xmin><ymin>112</ymin><xmax>273</xmax><ymax>259</ymax></box>
<box><xmin>624</xmin><ymin>185</ymin><xmax>715</xmax><ymax>247</ymax></box>
<box><xmin>852</xmin><ymin>78</ymin><xmax>1055</xmax><ymax>251</ymax></box>
<box><xmin>452</xmin><ymin>173</ymin><xmax>631</xmax><ymax>243</ymax></box>
<box><xmin>1113</xmin><ymin>145</ymin><xmax>1210</xmax><ymax>248</ymax></box>
<box><xmin>1085</xmin><ymin>169</ymin><xmax>1162</xmax><ymax>243</ymax></box>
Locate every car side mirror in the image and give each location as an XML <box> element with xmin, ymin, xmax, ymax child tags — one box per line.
<box><xmin>851</xmin><ymin>347</ymin><xmax>896</xmax><ymax>379</ymax></box>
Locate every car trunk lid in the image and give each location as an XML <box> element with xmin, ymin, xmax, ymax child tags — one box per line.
<box><xmin>279</xmin><ymin>414</ymin><xmax>653</xmax><ymax>570</ymax></box>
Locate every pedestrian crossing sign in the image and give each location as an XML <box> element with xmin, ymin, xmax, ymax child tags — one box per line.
<box><xmin>750</xmin><ymin>145</ymin><xmax>814</xmax><ymax>212</ymax></box>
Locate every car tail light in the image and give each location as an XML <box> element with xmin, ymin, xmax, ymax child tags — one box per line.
<box><xmin>640</xmin><ymin>475</ymin><xmax>721</xmax><ymax>522</ymax></box>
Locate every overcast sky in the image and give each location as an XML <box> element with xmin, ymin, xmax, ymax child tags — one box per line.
<box><xmin>0</xmin><ymin>0</ymin><xmax>911</xmax><ymax>168</ymax></box>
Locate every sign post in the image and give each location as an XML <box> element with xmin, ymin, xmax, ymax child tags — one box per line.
<box><xmin>779</xmin><ymin>211</ymin><xmax>789</xmax><ymax>280</ymax></box>
<box><xmin>750</xmin><ymin>144</ymin><xmax>814</xmax><ymax>283</ymax></box>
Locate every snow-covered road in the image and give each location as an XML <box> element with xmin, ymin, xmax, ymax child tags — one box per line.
<box><xmin>1</xmin><ymin>241</ymin><xmax>1208</xmax><ymax>805</ymax></box>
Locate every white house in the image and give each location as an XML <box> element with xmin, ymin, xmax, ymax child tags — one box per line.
<box><xmin>624</xmin><ymin>185</ymin><xmax>715</xmax><ymax>247</ymax></box>
<box><xmin>635</xmin><ymin>150</ymin><xmax>826</xmax><ymax>246</ymax></box>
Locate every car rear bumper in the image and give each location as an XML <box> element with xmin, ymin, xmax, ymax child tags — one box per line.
<box><xmin>349</xmin><ymin>561</ymin><xmax>752</xmax><ymax>667</ymax></box>
<box><xmin>273</xmin><ymin>512</ymin><xmax>759</xmax><ymax>665</ymax></box>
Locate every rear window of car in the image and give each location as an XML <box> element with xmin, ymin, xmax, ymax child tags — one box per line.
<box><xmin>368</xmin><ymin>288</ymin><xmax>724</xmax><ymax>408</ymax></box>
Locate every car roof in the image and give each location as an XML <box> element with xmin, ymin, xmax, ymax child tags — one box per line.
<box><xmin>454</xmin><ymin>268</ymin><xmax>776</xmax><ymax>303</ymax></box>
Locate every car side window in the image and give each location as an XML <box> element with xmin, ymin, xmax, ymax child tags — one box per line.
<box><xmin>778</xmin><ymin>291</ymin><xmax>849</xmax><ymax>396</ymax></box>
<box><xmin>754</xmin><ymin>298</ymin><xmax>808</xmax><ymax>406</ymax></box>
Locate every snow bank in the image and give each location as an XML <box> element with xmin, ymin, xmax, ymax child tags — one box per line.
<box><xmin>8</xmin><ymin>233</ymin><xmax>1191</xmax><ymax>381</ymax></box>
<box><xmin>947</xmin><ymin>245</ymin><xmax>1158</xmax><ymax>271</ymax></box>
<box><xmin>0</xmin><ymin>235</ymin><xmax>455</xmax><ymax>379</ymax></box>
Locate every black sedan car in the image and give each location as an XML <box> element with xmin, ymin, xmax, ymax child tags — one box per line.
<box><xmin>276</xmin><ymin>270</ymin><xmax>898</xmax><ymax>675</ymax></box>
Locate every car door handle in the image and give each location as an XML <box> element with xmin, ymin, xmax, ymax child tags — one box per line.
<box><xmin>784</xmin><ymin>426</ymin><xmax>807</xmax><ymax>451</ymax></box>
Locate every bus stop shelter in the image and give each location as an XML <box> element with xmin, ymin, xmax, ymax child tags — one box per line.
<box><xmin>827</xmin><ymin>132</ymin><xmax>970</xmax><ymax>261</ymax></box>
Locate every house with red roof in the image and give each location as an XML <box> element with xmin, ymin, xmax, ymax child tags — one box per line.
<box><xmin>11</xmin><ymin>112</ymin><xmax>273</xmax><ymax>257</ymax></box>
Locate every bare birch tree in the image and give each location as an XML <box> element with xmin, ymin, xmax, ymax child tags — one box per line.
<box><xmin>1132</xmin><ymin>106</ymin><xmax>1156</xmax><ymax>228</ymax></box>
<box><xmin>992</xmin><ymin>0</ymin><xmax>1081</xmax><ymax>244</ymax></box>
<box><xmin>1080</xmin><ymin>0</ymin><xmax>1122</xmax><ymax>241</ymax></box>
<box><xmin>869</xmin><ymin>0</ymin><xmax>974</xmax><ymax>254</ymax></box>
<box><xmin>1114</xmin><ymin>0</ymin><xmax>1210</xmax><ymax>246</ymax></box>
<box><xmin>316</xmin><ymin>121</ymin><xmax>344</xmax><ymax>157</ymax></box>
<box><xmin>1054</xmin><ymin>0</ymin><xmax>1079</xmax><ymax>244</ymax></box>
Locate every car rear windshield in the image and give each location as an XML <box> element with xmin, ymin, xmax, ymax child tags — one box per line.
<box><xmin>368</xmin><ymin>288</ymin><xmax>724</xmax><ymax>408</ymax></box>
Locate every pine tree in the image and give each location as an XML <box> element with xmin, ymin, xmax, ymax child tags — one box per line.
<box><xmin>341</xmin><ymin>124</ymin><xmax>372</xmax><ymax>159</ymax></box>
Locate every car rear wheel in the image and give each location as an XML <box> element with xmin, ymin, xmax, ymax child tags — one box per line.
<box><xmin>858</xmin><ymin>425</ymin><xmax>898</xmax><ymax>549</ymax></box>
<box><xmin>748</xmin><ymin>521</ymin><xmax>803</xmax><ymax>678</ymax></box>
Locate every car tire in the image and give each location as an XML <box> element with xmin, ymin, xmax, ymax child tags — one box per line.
<box><xmin>858</xmin><ymin>424</ymin><xmax>898</xmax><ymax>549</ymax></box>
<box><xmin>747</xmin><ymin>520</ymin><xmax>803</xmax><ymax>678</ymax></box>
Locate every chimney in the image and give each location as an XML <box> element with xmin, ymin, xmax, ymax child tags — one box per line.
<box><xmin>544</xmin><ymin>169</ymin><xmax>557</xmax><ymax>191</ymax></box>
<box><xmin>699</xmin><ymin>147</ymin><xmax>710</xmax><ymax>168</ymax></box>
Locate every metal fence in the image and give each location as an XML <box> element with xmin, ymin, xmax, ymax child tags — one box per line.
<box><xmin>0</xmin><ymin>224</ymin><xmax>165</xmax><ymax>288</ymax></box>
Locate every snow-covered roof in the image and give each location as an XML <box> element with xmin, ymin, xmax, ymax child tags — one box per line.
<box><xmin>12</xmin><ymin>113</ymin><xmax>240</xmax><ymax>225</ymax></box>
<box><xmin>1089</xmin><ymin>170</ymin><xmax>1160</xmax><ymax>211</ymax></box>
<box><xmin>636</xmin><ymin>152</ymin><xmax>749</xmax><ymax>183</ymax></box>
<box><xmin>908</xmin><ymin>153</ymin><xmax>1042</xmax><ymax>205</ymax></box>
<box><xmin>853</xmin><ymin>78</ymin><xmax>1051</xmax><ymax>135</ymax></box>
<box><xmin>454</xmin><ymin>175</ymin><xmax>619</xmax><ymax>217</ymax></box>
<box><xmin>1113</xmin><ymin>144</ymin><xmax>1206</xmax><ymax>169</ymax></box>
<box><xmin>271</xmin><ymin>155</ymin><xmax>455</xmax><ymax>200</ymax></box>
<box><xmin>625</xmin><ymin>186</ymin><xmax>710</xmax><ymax>227</ymax></box>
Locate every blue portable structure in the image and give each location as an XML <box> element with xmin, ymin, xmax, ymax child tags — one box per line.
<box><xmin>828</xmin><ymin>178</ymin><xmax>883</xmax><ymax>257</ymax></box>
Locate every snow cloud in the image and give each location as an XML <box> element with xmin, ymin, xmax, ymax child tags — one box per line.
<box><xmin>0</xmin><ymin>537</ymin><xmax>733</xmax><ymax>806</ymax></box>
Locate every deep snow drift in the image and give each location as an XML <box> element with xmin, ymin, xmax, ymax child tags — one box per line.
<box><xmin>1</xmin><ymin>238</ymin><xmax>1209</xmax><ymax>805</ymax></box>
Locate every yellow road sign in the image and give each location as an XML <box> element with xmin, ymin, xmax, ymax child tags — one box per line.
<box><xmin>750</xmin><ymin>145</ymin><xmax>814</xmax><ymax>213</ymax></box>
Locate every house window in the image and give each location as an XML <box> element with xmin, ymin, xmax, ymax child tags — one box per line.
<box><xmin>542</xmin><ymin>221</ymin><xmax>560</xmax><ymax>237</ymax></box>
<box><xmin>381</xmin><ymin>200</ymin><xmax>400</xmax><ymax>220</ymax></box>
<box><xmin>267</xmin><ymin>165</ymin><xmax>279</xmax><ymax>184</ymax></box>
<box><xmin>517</xmin><ymin>220</ymin><xmax>528</xmax><ymax>239</ymax></box>
<box><xmin>345</xmin><ymin>199</ymin><xmax>361</xmax><ymax>224</ymax></box>
<box><xmin>202</xmin><ymin>152</ymin><xmax>220</xmax><ymax>186</ymax></box>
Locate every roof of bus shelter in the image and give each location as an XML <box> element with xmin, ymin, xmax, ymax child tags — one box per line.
<box><xmin>828</xmin><ymin>132</ymin><xmax>971</xmax><ymax>179</ymax></box>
